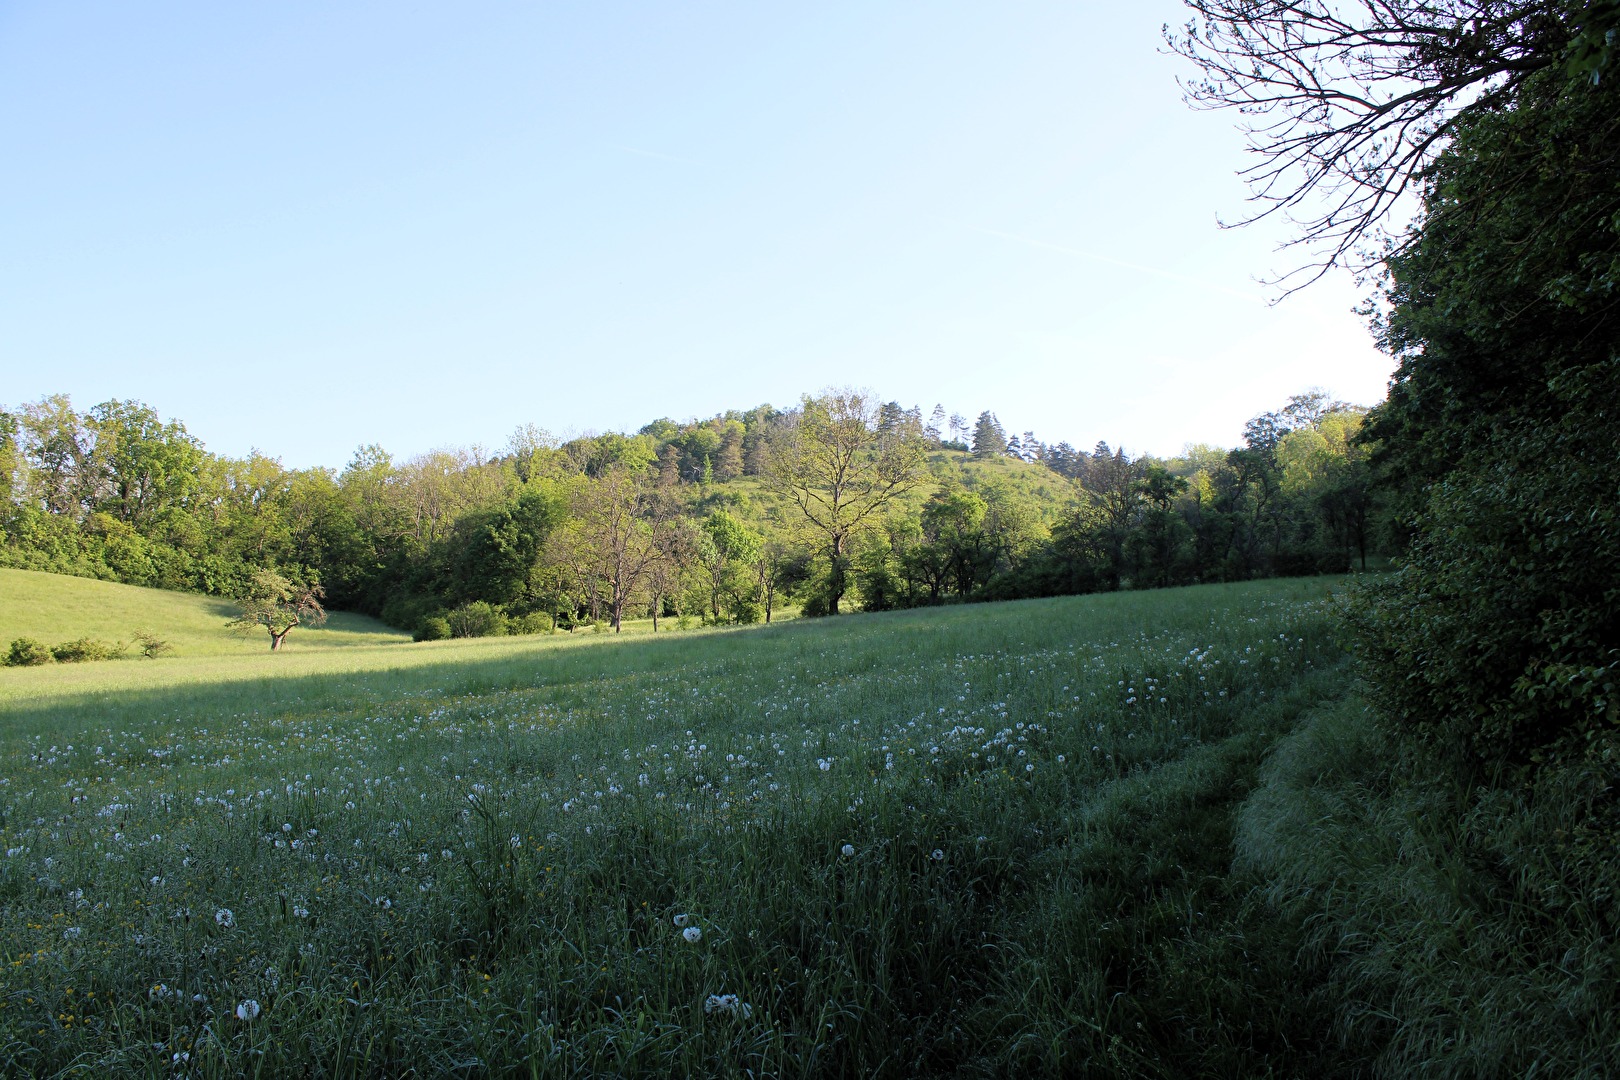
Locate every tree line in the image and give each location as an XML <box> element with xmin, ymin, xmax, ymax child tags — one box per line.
<box><xmin>0</xmin><ymin>386</ymin><xmax>1385</xmax><ymax>638</ymax></box>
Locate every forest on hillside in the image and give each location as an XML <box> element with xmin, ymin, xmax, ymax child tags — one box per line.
<box><xmin>0</xmin><ymin>388</ymin><xmax>1380</xmax><ymax>638</ymax></box>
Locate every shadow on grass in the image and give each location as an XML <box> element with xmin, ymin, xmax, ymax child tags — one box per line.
<box><xmin>0</xmin><ymin>578</ymin><xmax>1343</xmax><ymax>737</ymax></box>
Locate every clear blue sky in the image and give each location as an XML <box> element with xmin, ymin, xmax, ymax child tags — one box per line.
<box><xmin>0</xmin><ymin>1</ymin><xmax>1393</xmax><ymax>470</ymax></box>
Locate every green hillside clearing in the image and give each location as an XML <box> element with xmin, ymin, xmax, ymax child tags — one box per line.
<box><xmin>0</xmin><ymin>568</ymin><xmax>410</xmax><ymax>658</ymax></box>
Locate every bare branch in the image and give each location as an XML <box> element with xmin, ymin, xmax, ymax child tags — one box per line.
<box><xmin>1166</xmin><ymin>0</ymin><xmax>1577</xmax><ymax>294</ymax></box>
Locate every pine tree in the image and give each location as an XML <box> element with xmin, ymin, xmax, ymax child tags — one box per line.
<box><xmin>972</xmin><ymin>412</ymin><xmax>1007</xmax><ymax>457</ymax></box>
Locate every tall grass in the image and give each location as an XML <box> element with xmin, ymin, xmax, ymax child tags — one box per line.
<box><xmin>1235</xmin><ymin>696</ymin><xmax>1620</xmax><ymax>1078</ymax></box>
<box><xmin>10</xmin><ymin>576</ymin><xmax>1605</xmax><ymax>1076</ymax></box>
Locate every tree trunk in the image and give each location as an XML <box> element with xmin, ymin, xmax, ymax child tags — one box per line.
<box><xmin>270</xmin><ymin>631</ymin><xmax>285</xmax><ymax>651</ymax></box>
<box><xmin>829</xmin><ymin>534</ymin><xmax>845</xmax><ymax>614</ymax></box>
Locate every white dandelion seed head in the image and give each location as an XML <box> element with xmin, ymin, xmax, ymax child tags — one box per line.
<box><xmin>235</xmin><ymin>999</ymin><xmax>261</xmax><ymax>1022</ymax></box>
<box><xmin>673</xmin><ymin>913</ymin><xmax>690</xmax><ymax>927</ymax></box>
<box><xmin>931</xmin><ymin>849</ymin><xmax>944</xmax><ymax>860</ymax></box>
<box><xmin>682</xmin><ymin>926</ymin><xmax>703</xmax><ymax>943</ymax></box>
<box><xmin>841</xmin><ymin>843</ymin><xmax>855</xmax><ymax>857</ymax></box>
<box><xmin>704</xmin><ymin>993</ymin><xmax>752</xmax><ymax>1017</ymax></box>
<box><xmin>214</xmin><ymin>908</ymin><xmax>235</xmax><ymax>928</ymax></box>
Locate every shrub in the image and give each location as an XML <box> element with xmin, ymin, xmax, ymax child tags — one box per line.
<box><xmin>50</xmin><ymin>637</ymin><xmax>128</xmax><ymax>663</ymax></box>
<box><xmin>510</xmin><ymin>612</ymin><xmax>551</xmax><ymax>636</ymax></box>
<box><xmin>445</xmin><ymin>602</ymin><xmax>507</xmax><ymax>639</ymax></box>
<box><xmin>414</xmin><ymin>616</ymin><xmax>451</xmax><ymax>642</ymax></box>
<box><xmin>131</xmin><ymin>628</ymin><xmax>175</xmax><ymax>659</ymax></box>
<box><xmin>5</xmin><ymin>638</ymin><xmax>51</xmax><ymax>667</ymax></box>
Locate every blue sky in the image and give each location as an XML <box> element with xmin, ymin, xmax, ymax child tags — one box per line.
<box><xmin>0</xmin><ymin>1</ymin><xmax>1394</xmax><ymax>469</ymax></box>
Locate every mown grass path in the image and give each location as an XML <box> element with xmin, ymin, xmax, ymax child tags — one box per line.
<box><xmin>0</xmin><ymin>579</ymin><xmax>1352</xmax><ymax>1077</ymax></box>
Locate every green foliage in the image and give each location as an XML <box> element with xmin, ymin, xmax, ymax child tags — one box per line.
<box><xmin>4</xmin><ymin>637</ymin><xmax>50</xmax><ymax>667</ymax></box>
<box><xmin>2</xmin><ymin>387</ymin><xmax>1391</xmax><ymax>633</ymax></box>
<box><xmin>131</xmin><ymin>628</ymin><xmax>175</xmax><ymax>659</ymax></box>
<box><xmin>1355</xmin><ymin>61</ymin><xmax>1620</xmax><ymax>773</ymax></box>
<box><xmin>227</xmin><ymin>570</ymin><xmax>328</xmax><ymax>651</ymax></box>
<box><xmin>413</xmin><ymin>615</ymin><xmax>451</xmax><ymax>642</ymax></box>
<box><xmin>445</xmin><ymin>600</ymin><xmax>507</xmax><ymax>638</ymax></box>
<box><xmin>48</xmin><ymin>636</ymin><xmax>127</xmax><ymax>663</ymax></box>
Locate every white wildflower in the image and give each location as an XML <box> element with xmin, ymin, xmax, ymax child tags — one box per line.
<box><xmin>215</xmin><ymin>908</ymin><xmax>235</xmax><ymax>928</ymax></box>
<box><xmin>235</xmin><ymin>999</ymin><xmax>261</xmax><ymax>1022</ymax></box>
<box><xmin>704</xmin><ymin>993</ymin><xmax>752</xmax><ymax>1017</ymax></box>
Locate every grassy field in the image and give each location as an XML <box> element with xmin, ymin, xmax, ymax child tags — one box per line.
<box><xmin>0</xmin><ymin>576</ymin><xmax>1610</xmax><ymax>1077</ymax></box>
<box><xmin>0</xmin><ymin>569</ymin><xmax>411</xmax><ymax>658</ymax></box>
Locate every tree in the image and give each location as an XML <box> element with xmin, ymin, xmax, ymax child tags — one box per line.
<box><xmin>644</xmin><ymin>516</ymin><xmax>697</xmax><ymax>631</ymax></box>
<box><xmin>697</xmin><ymin>509</ymin><xmax>762</xmax><ymax>622</ymax></box>
<box><xmin>445</xmin><ymin>483</ymin><xmax>567</xmax><ymax>607</ymax></box>
<box><xmin>1134</xmin><ymin>464</ymin><xmax>1192</xmax><ymax>587</ymax></box>
<box><xmin>566</xmin><ymin>467</ymin><xmax>682</xmax><ymax>631</ymax></box>
<box><xmin>505</xmin><ymin>423</ymin><xmax>561</xmax><ymax>483</ymax></box>
<box><xmin>1084</xmin><ymin>447</ymin><xmax>1143</xmax><ymax>587</ymax></box>
<box><xmin>766</xmin><ymin>389</ymin><xmax>926</xmax><ymax>614</ymax></box>
<box><xmin>1348</xmin><ymin>54</ymin><xmax>1620</xmax><ymax>771</ymax></box>
<box><xmin>228</xmin><ymin>570</ymin><xmax>327</xmax><ymax>651</ymax></box>
<box><xmin>751</xmin><ymin>531</ymin><xmax>811</xmax><ymax>622</ymax></box>
<box><xmin>971</xmin><ymin>412</ymin><xmax>1007</xmax><ymax>457</ymax></box>
<box><xmin>1166</xmin><ymin>0</ymin><xmax>1620</xmax><ymax>291</ymax></box>
<box><xmin>922</xmin><ymin>487</ymin><xmax>991</xmax><ymax>596</ymax></box>
<box><xmin>714</xmin><ymin>426</ymin><xmax>745</xmax><ymax>481</ymax></box>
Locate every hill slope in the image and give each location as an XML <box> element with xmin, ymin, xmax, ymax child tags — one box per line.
<box><xmin>0</xmin><ymin>568</ymin><xmax>411</xmax><ymax>658</ymax></box>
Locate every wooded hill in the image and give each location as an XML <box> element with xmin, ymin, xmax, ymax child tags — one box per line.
<box><xmin>0</xmin><ymin>389</ymin><xmax>1381</xmax><ymax>638</ymax></box>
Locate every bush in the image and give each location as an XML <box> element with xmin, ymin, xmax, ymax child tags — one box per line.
<box><xmin>414</xmin><ymin>616</ymin><xmax>451</xmax><ymax>642</ymax></box>
<box><xmin>445</xmin><ymin>602</ymin><xmax>507</xmax><ymax>639</ymax></box>
<box><xmin>50</xmin><ymin>637</ymin><xmax>128</xmax><ymax>663</ymax></box>
<box><xmin>510</xmin><ymin>612</ymin><xmax>551</xmax><ymax>636</ymax></box>
<box><xmin>380</xmin><ymin>593</ymin><xmax>439</xmax><ymax>634</ymax></box>
<box><xmin>131</xmin><ymin>628</ymin><xmax>175</xmax><ymax>659</ymax></box>
<box><xmin>5</xmin><ymin>638</ymin><xmax>51</xmax><ymax>667</ymax></box>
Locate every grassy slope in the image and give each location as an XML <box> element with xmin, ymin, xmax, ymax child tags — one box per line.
<box><xmin>1</xmin><ymin>576</ymin><xmax>1609</xmax><ymax>1077</ymax></box>
<box><xmin>0</xmin><ymin>568</ymin><xmax>411</xmax><ymax>658</ymax></box>
<box><xmin>0</xmin><ymin>578</ymin><xmax>1346</xmax><ymax>1077</ymax></box>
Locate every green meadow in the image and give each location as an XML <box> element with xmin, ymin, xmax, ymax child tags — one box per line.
<box><xmin>0</xmin><ymin>569</ymin><xmax>411</xmax><ymax>660</ymax></box>
<box><xmin>1</xmin><ymin>577</ymin><xmax>1613</xmax><ymax>1077</ymax></box>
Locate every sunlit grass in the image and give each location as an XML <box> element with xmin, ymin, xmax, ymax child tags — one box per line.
<box><xmin>0</xmin><ymin>568</ymin><xmax>411</xmax><ymax>659</ymax></box>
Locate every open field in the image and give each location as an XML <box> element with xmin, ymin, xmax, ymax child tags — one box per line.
<box><xmin>0</xmin><ymin>570</ymin><xmax>411</xmax><ymax>659</ymax></box>
<box><xmin>0</xmin><ymin>577</ymin><xmax>1344</xmax><ymax>1076</ymax></box>
<box><xmin>3</xmin><ymin>576</ymin><xmax>1610</xmax><ymax>1078</ymax></box>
